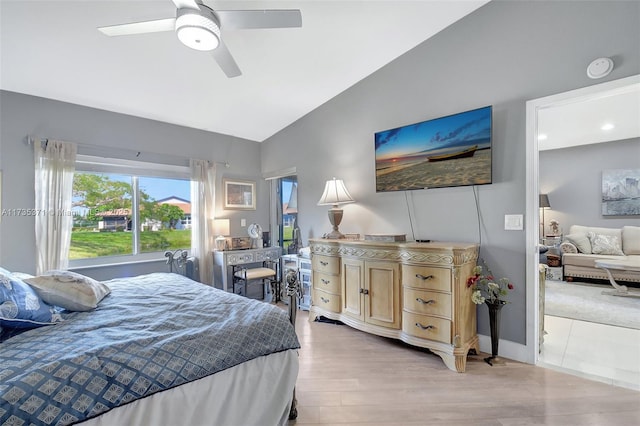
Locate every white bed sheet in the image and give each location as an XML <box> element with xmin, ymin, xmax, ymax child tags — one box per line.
<box><xmin>79</xmin><ymin>349</ymin><xmax>299</xmax><ymax>426</ymax></box>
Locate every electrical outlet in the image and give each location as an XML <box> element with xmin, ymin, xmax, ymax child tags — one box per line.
<box><xmin>240</xmin><ymin>219</ymin><xmax>246</xmax><ymax>227</ymax></box>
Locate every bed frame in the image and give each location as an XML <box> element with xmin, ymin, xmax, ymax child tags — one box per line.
<box><xmin>165</xmin><ymin>249</ymin><xmax>300</xmax><ymax>420</ymax></box>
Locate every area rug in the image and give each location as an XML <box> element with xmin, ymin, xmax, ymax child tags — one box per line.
<box><xmin>545</xmin><ymin>280</ymin><xmax>640</xmax><ymax>330</ymax></box>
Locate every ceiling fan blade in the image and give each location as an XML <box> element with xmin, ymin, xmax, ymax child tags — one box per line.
<box><xmin>216</xmin><ymin>10</ymin><xmax>302</xmax><ymax>30</ymax></box>
<box><xmin>212</xmin><ymin>40</ymin><xmax>241</xmax><ymax>78</ymax></box>
<box><xmin>98</xmin><ymin>18</ymin><xmax>176</xmax><ymax>36</ymax></box>
<box><xmin>171</xmin><ymin>0</ymin><xmax>201</xmax><ymax>10</ymax></box>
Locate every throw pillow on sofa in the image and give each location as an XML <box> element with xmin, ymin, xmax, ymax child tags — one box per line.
<box><xmin>587</xmin><ymin>232</ymin><xmax>624</xmax><ymax>255</ymax></box>
<box><xmin>564</xmin><ymin>233</ymin><xmax>592</xmax><ymax>254</ymax></box>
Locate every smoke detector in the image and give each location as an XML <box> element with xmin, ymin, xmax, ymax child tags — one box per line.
<box><xmin>587</xmin><ymin>57</ymin><xmax>614</xmax><ymax>79</ymax></box>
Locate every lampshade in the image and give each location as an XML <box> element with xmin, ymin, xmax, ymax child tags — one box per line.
<box><xmin>317</xmin><ymin>178</ymin><xmax>355</xmax><ymax>206</ymax></box>
<box><xmin>213</xmin><ymin>218</ymin><xmax>230</xmax><ymax>236</ymax></box>
<box><xmin>539</xmin><ymin>194</ymin><xmax>551</xmax><ymax>209</ymax></box>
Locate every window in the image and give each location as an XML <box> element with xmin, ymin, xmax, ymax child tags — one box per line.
<box><xmin>70</xmin><ymin>157</ymin><xmax>191</xmax><ymax>263</ymax></box>
<box><xmin>278</xmin><ymin>176</ymin><xmax>299</xmax><ymax>253</ymax></box>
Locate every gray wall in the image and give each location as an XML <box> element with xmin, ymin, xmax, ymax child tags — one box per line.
<box><xmin>540</xmin><ymin>138</ymin><xmax>640</xmax><ymax>232</ymax></box>
<box><xmin>261</xmin><ymin>1</ymin><xmax>640</xmax><ymax>343</ymax></box>
<box><xmin>0</xmin><ymin>91</ymin><xmax>268</xmax><ymax>278</ymax></box>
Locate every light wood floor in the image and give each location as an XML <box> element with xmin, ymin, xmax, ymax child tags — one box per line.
<box><xmin>289</xmin><ymin>310</ymin><xmax>640</xmax><ymax>425</ymax></box>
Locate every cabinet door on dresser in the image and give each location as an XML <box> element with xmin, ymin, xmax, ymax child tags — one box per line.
<box><xmin>341</xmin><ymin>258</ymin><xmax>364</xmax><ymax>320</ymax></box>
<box><xmin>365</xmin><ymin>261</ymin><xmax>401</xmax><ymax>329</ymax></box>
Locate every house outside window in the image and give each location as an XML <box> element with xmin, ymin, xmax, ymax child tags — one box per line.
<box><xmin>70</xmin><ymin>157</ymin><xmax>191</xmax><ymax>264</ymax></box>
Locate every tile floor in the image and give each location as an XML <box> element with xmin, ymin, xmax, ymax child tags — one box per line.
<box><xmin>538</xmin><ymin>314</ymin><xmax>640</xmax><ymax>391</ymax></box>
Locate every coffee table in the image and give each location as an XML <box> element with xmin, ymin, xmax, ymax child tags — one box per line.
<box><xmin>594</xmin><ymin>259</ymin><xmax>640</xmax><ymax>297</ymax></box>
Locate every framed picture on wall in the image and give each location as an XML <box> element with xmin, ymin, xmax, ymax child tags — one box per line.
<box><xmin>601</xmin><ymin>168</ymin><xmax>640</xmax><ymax>216</ymax></box>
<box><xmin>224</xmin><ymin>179</ymin><xmax>256</xmax><ymax>210</ymax></box>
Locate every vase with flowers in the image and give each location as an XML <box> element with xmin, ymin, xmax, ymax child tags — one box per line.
<box><xmin>467</xmin><ymin>263</ymin><xmax>514</xmax><ymax>365</ymax></box>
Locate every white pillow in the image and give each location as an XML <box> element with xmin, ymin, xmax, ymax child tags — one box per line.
<box><xmin>564</xmin><ymin>233</ymin><xmax>591</xmax><ymax>254</ymax></box>
<box><xmin>622</xmin><ymin>226</ymin><xmax>640</xmax><ymax>255</ymax></box>
<box><xmin>587</xmin><ymin>232</ymin><xmax>624</xmax><ymax>256</ymax></box>
<box><xmin>25</xmin><ymin>270</ymin><xmax>110</xmax><ymax>312</ymax></box>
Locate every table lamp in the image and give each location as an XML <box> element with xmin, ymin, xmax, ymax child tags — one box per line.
<box><xmin>317</xmin><ymin>177</ymin><xmax>355</xmax><ymax>239</ymax></box>
<box><xmin>213</xmin><ymin>218</ymin><xmax>230</xmax><ymax>250</ymax></box>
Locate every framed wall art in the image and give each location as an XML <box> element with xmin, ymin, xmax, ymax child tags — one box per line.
<box><xmin>601</xmin><ymin>168</ymin><xmax>640</xmax><ymax>216</ymax></box>
<box><xmin>224</xmin><ymin>179</ymin><xmax>256</xmax><ymax>210</ymax></box>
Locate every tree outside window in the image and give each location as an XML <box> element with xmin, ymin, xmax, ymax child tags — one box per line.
<box><xmin>71</xmin><ymin>172</ymin><xmax>191</xmax><ymax>259</ymax></box>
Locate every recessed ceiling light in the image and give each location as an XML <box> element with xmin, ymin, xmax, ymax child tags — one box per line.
<box><xmin>601</xmin><ymin>123</ymin><xmax>615</xmax><ymax>131</ymax></box>
<box><xmin>538</xmin><ymin>133</ymin><xmax>548</xmax><ymax>141</ymax></box>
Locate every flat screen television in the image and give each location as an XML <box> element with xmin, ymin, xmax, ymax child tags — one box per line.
<box><xmin>375</xmin><ymin>105</ymin><xmax>492</xmax><ymax>192</ymax></box>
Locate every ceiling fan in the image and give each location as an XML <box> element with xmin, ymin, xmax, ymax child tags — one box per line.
<box><xmin>98</xmin><ymin>0</ymin><xmax>302</xmax><ymax>78</ymax></box>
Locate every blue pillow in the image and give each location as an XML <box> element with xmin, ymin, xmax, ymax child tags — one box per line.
<box><xmin>0</xmin><ymin>272</ymin><xmax>62</xmax><ymax>329</ymax></box>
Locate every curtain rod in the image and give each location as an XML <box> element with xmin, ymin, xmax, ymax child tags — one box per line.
<box><xmin>24</xmin><ymin>135</ymin><xmax>230</xmax><ymax>168</ymax></box>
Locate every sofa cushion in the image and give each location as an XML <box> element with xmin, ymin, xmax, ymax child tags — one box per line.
<box><xmin>564</xmin><ymin>233</ymin><xmax>592</xmax><ymax>254</ymax></box>
<box><xmin>562</xmin><ymin>253</ymin><xmax>628</xmax><ymax>268</ymax></box>
<box><xmin>569</xmin><ymin>225</ymin><xmax>621</xmax><ymax>239</ymax></box>
<box><xmin>588</xmin><ymin>232</ymin><xmax>625</xmax><ymax>255</ymax></box>
<box><xmin>622</xmin><ymin>226</ymin><xmax>640</xmax><ymax>255</ymax></box>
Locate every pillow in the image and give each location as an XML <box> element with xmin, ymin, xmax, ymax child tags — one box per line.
<box><xmin>622</xmin><ymin>226</ymin><xmax>640</xmax><ymax>255</ymax></box>
<box><xmin>564</xmin><ymin>233</ymin><xmax>592</xmax><ymax>254</ymax></box>
<box><xmin>0</xmin><ymin>272</ymin><xmax>62</xmax><ymax>329</ymax></box>
<box><xmin>25</xmin><ymin>270</ymin><xmax>111</xmax><ymax>312</ymax></box>
<box><xmin>11</xmin><ymin>271</ymin><xmax>35</xmax><ymax>280</ymax></box>
<box><xmin>587</xmin><ymin>232</ymin><xmax>624</xmax><ymax>256</ymax></box>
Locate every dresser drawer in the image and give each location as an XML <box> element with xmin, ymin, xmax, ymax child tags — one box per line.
<box><xmin>402</xmin><ymin>265</ymin><xmax>452</xmax><ymax>292</ymax></box>
<box><xmin>313</xmin><ymin>289</ymin><xmax>341</xmax><ymax>313</ymax></box>
<box><xmin>402</xmin><ymin>312</ymin><xmax>451</xmax><ymax>344</ymax></box>
<box><xmin>312</xmin><ymin>255</ymin><xmax>340</xmax><ymax>275</ymax></box>
<box><xmin>403</xmin><ymin>288</ymin><xmax>451</xmax><ymax>318</ymax></box>
<box><xmin>313</xmin><ymin>272</ymin><xmax>341</xmax><ymax>294</ymax></box>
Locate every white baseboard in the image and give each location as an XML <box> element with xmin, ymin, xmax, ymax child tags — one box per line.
<box><xmin>478</xmin><ymin>334</ymin><xmax>530</xmax><ymax>364</ymax></box>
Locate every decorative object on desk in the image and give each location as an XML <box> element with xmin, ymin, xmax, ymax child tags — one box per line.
<box><xmin>466</xmin><ymin>262</ymin><xmax>514</xmax><ymax>366</ymax></box>
<box><xmin>248</xmin><ymin>223</ymin><xmax>263</xmax><ymax>248</ymax></box>
<box><xmin>601</xmin><ymin>168</ymin><xmax>640</xmax><ymax>216</ymax></box>
<box><xmin>539</xmin><ymin>193</ymin><xmax>551</xmax><ymax>237</ymax></box>
<box><xmin>317</xmin><ymin>177</ymin><xmax>355</xmax><ymax>239</ymax></box>
<box><xmin>213</xmin><ymin>218</ymin><xmax>230</xmax><ymax>250</ymax></box>
<box><xmin>224</xmin><ymin>179</ymin><xmax>256</xmax><ymax>210</ymax></box>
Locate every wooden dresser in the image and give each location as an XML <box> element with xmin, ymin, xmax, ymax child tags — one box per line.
<box><xmin>309</xmin><ymin>239</ymin><xmax>479</xmax><ymax>372</ymax></box>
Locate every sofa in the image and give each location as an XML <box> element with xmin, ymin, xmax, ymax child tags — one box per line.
<box><xmin>559</xmin><ymin>225</ymin><xmax>640</xmax><ymax>283</ymax></box>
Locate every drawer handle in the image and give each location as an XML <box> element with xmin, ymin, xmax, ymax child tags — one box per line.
<box><xmin>321</xmin><ymin>297</ymin><xmax>329</xmax><ymax>303</ymax></box>
<box><xmin>416</xmin><ymin>274</ymin><xmax>434</xmax><ymax>280</ymax></box>
<box><xmin>321</xmin><ymin>278</ymin><xmax>330</xmax><ymax>285</ymax></box>
<box><xmin>320</xmin><ymin>261</ymin><xmax>329</xmax><ymax>266</ymax></box>
<box><xmin>415</xmin><ymin>322</ymin><xmax>434</xmax><ymax>330</ymax></box>
<box><xmin>416</xmin><ymin>298</ymin><xmax>435</xmax><ymax>305</ymax></box>
<box><xmin>359</xmin><ymin>288</ymin><xmax>369</xmax><ymax>295</ymax></box>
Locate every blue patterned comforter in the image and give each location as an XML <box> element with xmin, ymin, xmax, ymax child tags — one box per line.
<box><xmin>0</xmin><ymin>273</ymin><xmax>300</xmax><ymax>426</ymax></box>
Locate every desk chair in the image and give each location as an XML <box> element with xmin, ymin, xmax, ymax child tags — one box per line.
<box><xmin>232</xmin><ymin>259</ymin><xmax>279</xmax><ymax>302</ymax></box>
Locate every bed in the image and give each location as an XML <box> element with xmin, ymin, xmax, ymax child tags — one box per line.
<box><xmin>0</xmin><ymin>271</ymin><xmax>300</xmax><ymax>426</ymax></box>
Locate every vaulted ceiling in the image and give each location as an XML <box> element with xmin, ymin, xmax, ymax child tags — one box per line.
<box><xmin>0</xmin><ymin>0</ymin><xmax>489</xmax><ymax>142</ymax></box>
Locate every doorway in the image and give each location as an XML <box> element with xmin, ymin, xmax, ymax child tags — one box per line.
<box><xmin>525</xmin><ymin>74</ymin><xmax>640</xmax><ymax>388</ymax></box>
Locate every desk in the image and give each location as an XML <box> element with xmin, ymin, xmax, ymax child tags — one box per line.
<box><xmin>213</xmin><ymin>247</ymin><xmax>282</xmax><ymax>292</ymax></box>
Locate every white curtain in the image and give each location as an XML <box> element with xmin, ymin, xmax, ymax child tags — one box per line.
<box><xmin>190</xmin><ymin>159</ymin><xmax>216</xmax><ymax>285</ymax></box>
<box><xmin>34</xmin><ymin>139</ymin><xmax>77</xmax><ymax>275</ymax></box>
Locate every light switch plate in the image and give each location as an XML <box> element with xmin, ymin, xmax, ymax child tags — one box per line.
<box><xmin>504</xmin><ymin>214</ymin><xmax>523</xmax><ymax>230</ymax></box>
<box><xmin>240</xmin><ymin>218</ymin><xmax>246</xmax><ymax>227</ymax></box>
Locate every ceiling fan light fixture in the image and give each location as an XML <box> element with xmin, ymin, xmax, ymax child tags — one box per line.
<box><xmin>175</xmin><ymin>12</ymin><xmax>220</xmax><ymax>51</ymax></box>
